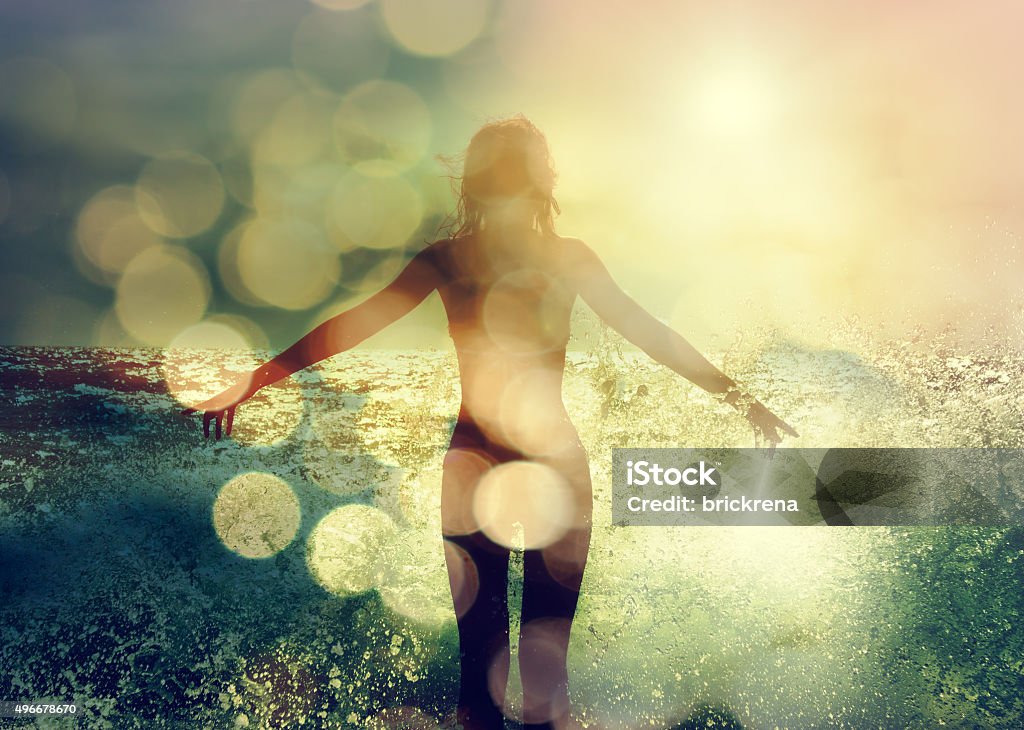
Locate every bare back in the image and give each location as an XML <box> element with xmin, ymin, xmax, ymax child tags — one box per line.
<box><xmin>426</xmin><ymin>233</ymin><xmax>587</xmax><ymax>458</ymax></box>
<box><xmin>429</xmin><ymin>232</ymin><xmax>593</xmax><ymax>569</ymax></box>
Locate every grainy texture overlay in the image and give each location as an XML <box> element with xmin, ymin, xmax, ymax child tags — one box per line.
<box><xmin>2</xmin><ymin>343</ymin><xmax>1023</xmax><ymax>728</ymax></box>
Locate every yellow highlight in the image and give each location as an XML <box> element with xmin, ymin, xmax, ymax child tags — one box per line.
<box><xmin>334</xmin><ymin>80</ymin><xmax>432</xmax><ymax>175</ymax></box>
<box><xmin>161</xmin><ymin>319</ymin><xmax>258</xmax><ymax>408</ymax></box>
<box><xmin>245</xmin><ymin>157</ymin><xmax>346</xmax><ymax>235</ymax></box>
<box><xmin>385</xmin><ymin>468</ymin><xmax>443</xmax><ymax>532</ymax></box>
<box><xmin>378</xmin><ymin>529</ymin><xmax>452</xmax><ymax>626</ymax></box>
<box><xmin>328</xmin><ymin>173</ymin><xmax>424</xmax><ymax>250</ymax></box>
<box><xmin>229</xmin><ymin>68</ymin><xmax>303</xmax><ymax>143</ymax></box>
<box><xmin>135</xmin><ymin>152</ymin><xmax>225</xmax><ymax>238</ymax></box>
<box><xmin>209</xmin><ymin>312</ymin><xmax>270</xmax><ymax>352</ymax></box>
<box><xmin>75</xmin><ymin>185</ymin><xmax>162</xmax><ymax>282</ymax></box>
<box><xmin>96</xmin><ymin>213</ymin><xmax>164</xmax><ymax>275</ymax></box>
<box><xmin>235</xmin><ymin>217</ymin><xmax>341</xmax><ymax>310</ymax></box>
<box><xmin>160</xmin><ymin>315</ymin><xmax>300</xmax><ymax>446</ymax></box>
<box><xmin>497</xmin><ymin>367</ymin><xmax>575</xmax><ymax>458</ymax></box>
<box><xmin>691</xmin><ymin>64</ymin><xmax>781</xmax><ymax>140</ymax></box>
<box><xmin>250</xmin><ymin>93</ymin><xmax>336</xmax><ymax>169</ymax></box>
<box><xmin>310</xmin><ymin>0</ymin><xmax>372</xmax><ymax>10</ymax></box>
<box><xmin>346</xmin><ymin>250</ymin><xmax>409</xmax><ymax>292</ymax></box>
<box><xmin>307</xmin><ymin>505</ymin><xmax>396</xmax><ymax>595</ymax></box>
<box><xmin>472</xmin><ymin>461</ymin><xmax>575</xmax><ymax>550</ymax></box>
<box><xmin>380</xmin><ymin>0</ymin><xmax>490</xmax><ymax>58</ymax></box>
<box><xmin>481</xmin><ymin>269</ymin><xmax>569</xmax><ymax>354</ymax></box>
<box><xmin>218</xmin><ymin>221</ymin><xmax>266</xmax><ymax>307</ymax></box>
<box><xmin>213</xmin><ymin>472</ymin><xmax>301</xmax><ymax>559</ymax></box>
<box><xmin>115</xmin><ymin>246</ymin><xmax>210</xmax><ymax>346</ymax></box>
<box><xmin>172</xmin><ymin>319</ymin><xmax>252</xmax><ymax>350</ymax></box>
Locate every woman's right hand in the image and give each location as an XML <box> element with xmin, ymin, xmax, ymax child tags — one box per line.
<box><xmin>181</xmin><ymin>379</ymin><xmax>252</xmax><ymax>440</ymax></box>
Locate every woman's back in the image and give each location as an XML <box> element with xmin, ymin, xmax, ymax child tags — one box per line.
<box><xmin>430</xmin><ymin>231</ymin><xmax>586</xmax><ymax>459</ymax></box>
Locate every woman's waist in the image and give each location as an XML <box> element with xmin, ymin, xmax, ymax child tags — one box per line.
<box><xmin>451</xmin><ymin>404</ymin><xmax>581</xmax><ymax>459</ymax></box>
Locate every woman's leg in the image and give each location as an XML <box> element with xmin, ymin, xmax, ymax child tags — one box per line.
<box><xmin>445</xmin><ymin>531</ymin><xmax>511</xmax><ymax>730</ymax></box>
<box><xmin>519</xmin><ymin>527</ymin><xmax>591</xmax><ymax>730</ymax></box>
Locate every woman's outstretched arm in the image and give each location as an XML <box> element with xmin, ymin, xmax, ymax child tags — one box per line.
<box><xmin>183</xmin><ymin>244</ymin><xmax>443</xmax><ymax>438</ymax></box>
<box><xmin>569</xmin><ymin>238</ymin><xmax>798</xmax><ymax>443</ymax></box>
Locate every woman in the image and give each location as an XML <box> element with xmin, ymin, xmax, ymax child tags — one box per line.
<box><xmin>185</xmin><ymin>116</ymin><xmax>797</xmax><ymax>729</ymax></box>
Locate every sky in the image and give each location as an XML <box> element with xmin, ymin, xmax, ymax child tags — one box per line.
<box><xmin>1</xmin><ymin>0</ymin><xmax>1022</xmax><ymax>352</ymax></box>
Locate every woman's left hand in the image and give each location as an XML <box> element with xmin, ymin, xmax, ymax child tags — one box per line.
<box><xmin>182</xmin><ymin>402</ymin><xmax>237</xmax><ymax>440</ymax></box>
<box><xmin>180</xmin><ymin>380</ymin><xmax>252</xmax><ymax>440</ymax></box>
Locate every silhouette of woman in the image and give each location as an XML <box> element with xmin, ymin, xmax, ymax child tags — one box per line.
<box><xmin>184</xmin><ymin>116</ymin><xmax>797</xmax><ymax>729</ymax></box>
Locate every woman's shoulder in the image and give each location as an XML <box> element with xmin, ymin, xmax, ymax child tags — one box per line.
<box><xmin>427</xmin><ymin>234</ymin><xmax>478</xmax><ymax>249</ymax></box>
<box><xmin>421</xmin><ymin>235</ymin><xmax>472</xmax><ymax>261</ymax></box>
<box><xmin>413</xmin><ymin>236</ymin><xmax>478</xmax><ymax>277</ymax></box>
<box><xmin>553</xmin><ymin>234</ymin><xmax>589</xmax><ymax>251</ymax></box>
<box><xmin>413</xmin><ymin>236</ymin><xmax>455</xmax><ymax>259</ymax></box>
<box><xmin>551</xmin><ymin>235</ymin><xmax>600</xmax><ymax>268</ymax></box>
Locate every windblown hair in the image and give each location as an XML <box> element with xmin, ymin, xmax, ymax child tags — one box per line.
<box><xmin>441</xmin><ymin>115</ymin><xmax>560</xmax><ymax>239</ymax></box>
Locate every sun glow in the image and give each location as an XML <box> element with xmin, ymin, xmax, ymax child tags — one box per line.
<box><xmin>692</xmin><ymin>66</ymin><xmax>781</xmax><ymax>139</ymax></box>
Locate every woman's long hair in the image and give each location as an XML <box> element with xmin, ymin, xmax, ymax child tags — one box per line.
<box><xmin>441</xmin><ymin>115</ymin><xmax>560</xmax><ymax>239</ymax></box>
